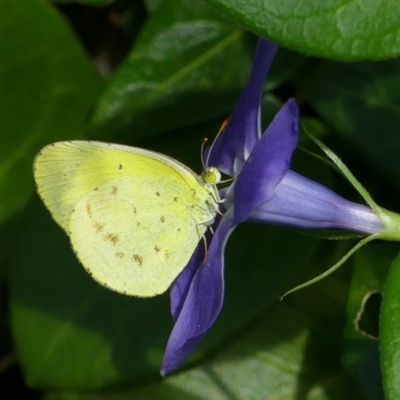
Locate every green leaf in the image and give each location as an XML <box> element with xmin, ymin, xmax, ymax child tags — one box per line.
<box><xmin>343</xmin><ymin>244</ymin><xmax>397</xmax><ymax>400</ymax></box>
<box><xmin>89</xmin><ymin>0</ymin><xmax>250</xmax><ymax>142</ymax></box>
<box><xmin>381</xmin><ymin>250</ymin><xmax>400</xmax><ymax>399</ymax></box>
<box><xmin>0</xmin><ymin>0</ymin><xmax>102</xmax><ymax>224</ymax></box>
<box><xmin>144</xmin><ymin>0</ymin><xmax>164</xmax><ymax>13</ymax></box>
<box><xmin>8</xmin><ymin>119</ymin><xmax>321</xmax><ymax>389</ymax></box>
<box><xmin>44</xmin><ymin>293</ymin><xmax>356</xmax><ymax>400</ymax></box>
<box><xmin>295</xmin><ymin>58</ymin><xmax>400</xmax><ymax>191</ymax></box>
<box><xmin>52</xmin><ymin>0</ymin><xmax>114</xmax><ymax>5</ymax></box>
<box><xmin>202</xmin><ymin>0</ymin><xmax>400</xmax><ymax>60</ymax></box>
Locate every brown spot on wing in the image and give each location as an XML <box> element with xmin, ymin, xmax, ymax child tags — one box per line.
<box><xmin>86</xmin><ymin>203</ymin><xmax>92</xmax><ymax>218</ymax></box>
<box><xmin>156</xmin><ymin>191</ymin><xmax>160</xmax><ymax>196</ymax></box>
<box><xmin>119</xmin><ymin>164</ymin><xmax>123</xmax><ymax>170</ymax></box>
<box><xmin>154</xmin><ymin>245</ymin><xmax>160</xmax><ymax>253</ymax></box>
<box><xmin>116</xmin><ymin>252</ymin><xmax>125</xmax><ymax>259</ymax></box>
<box><xmin>94</xmin><ymin>221</ymin><xmax>105</xmax><ymax>233</ymax></box>
<box><xmin>86</xmin><ymin>203</ymin><xmax>105</xmax><ymax>233</ymax></box>
<box><xmin>132</xmin><ymin>254</ymin><xmax>143</xmax><ymax>266</ymax></box>
<box><xmin>132</xmin><ymin>207</ymin><xmax>140</xmax><ymax>226</ymax></box>
<box><xmin>111</xmin><ymin>186</ymin><xmax>118</xmax><ymax>195</ymax></box>
<box><xmin>104</xmin><ymin>232</ymin><xmax>119</xmax><ymax>244</ymax></box>
<box><xmin>160</xmin><ymin>216</ymin><xmax>165</xmax><ymax>223</ymax></box>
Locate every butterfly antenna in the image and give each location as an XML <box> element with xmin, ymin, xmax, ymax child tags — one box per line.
<box><xmin>204</xmin><ymin>117</ymin><xmax>231</xmax><ymax>168</ymax></box>
<box><xmin>201</xmin><ymin>137</ymin><xmax>209</xmax><ymax>170</ymax></box>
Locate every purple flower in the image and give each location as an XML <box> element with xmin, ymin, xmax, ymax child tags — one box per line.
<box><xmin>160</xmin><ymin>38</ymin><xmax>384</xmax><ymax>375</ymax></box>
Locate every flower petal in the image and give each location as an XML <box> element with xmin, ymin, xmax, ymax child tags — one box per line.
<box><xmin>170</xmin><ymin>243</ymin><xmax>205</xmax><ymax>321</ymax></box>
<box><xmin>161</xmin><ymin>213</ymin><xmax>236</xmax><ymax>375</ymax></box>
<box><xmin>248</xmin><ymin>170</ymin><xmax>384</xmax><ymax>235</ymax></box>
<box><xmin>207</xmin><ymin>38</ymin><xmax>278</xmax><ymax>176</ymax></box>
<box><xmin>233</xmin><ymin>99</ymin><xmax>299</xmax><ymax>224</ymax></box>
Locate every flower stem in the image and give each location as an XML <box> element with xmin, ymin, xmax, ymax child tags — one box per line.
<box><xmin>280</xmin><ymin>234</ymin><xmax>379</xmax><ymax>299</ymax></box>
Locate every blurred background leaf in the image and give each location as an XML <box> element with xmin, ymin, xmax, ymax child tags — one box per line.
<box><xmin>144</xmin><ymin>0</ymin><xmax>164</xmax><ymax>13</ymax></box>
<box><xmin>88</xmin><ymin>0</ymin><xmax>306</xmax><ymax>143</ymax></box>
<box><xmin>0</xmin><ymin>0</ymin><xmax>102</xmax><ymax>224</ymax></box>
<box><xmin>294</xmin><ymin>59</ymin><xmax>400</xmax><ymax>192</ymax></box>
<box><xmin>88</xmin><ymin>0</ymin><xmax>250</xmax><ymax>142</ymax></box>
<box><xmin>54</xmin><ymin>0</ymin><xmax>115</xmax><ymax>6</ymax></box>
<box><xmin>53</xmin><ymin>0</ymin><xmax>115</xmax><ymax>6</ymax></box>
<box><xmin>43</xmin><ymin>272</ymin><xmax>357</xmax><ymax>400</ymax></box>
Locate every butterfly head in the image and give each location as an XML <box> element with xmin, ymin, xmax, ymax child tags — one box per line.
<box><xmin>202</xmin><ymin>167</ymin><xmax>221</xmax><ymax>185</ymax></box>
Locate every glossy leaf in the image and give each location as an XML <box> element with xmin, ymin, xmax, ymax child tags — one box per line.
<box><xmin>343</xmin><ymin>244</ymin><xmax>397</xmax><ymax>400</ymax></box>
<box><xmin>202</xmin><ymin>0</ymin><xmax>400</xmax><ymax>60</ymax></box>
<box><xmin>381</xmin><ymin>250</ymin><xmax>400</xmax><ymax>399</ymax></box>
<box><xmin>0</xmin><ymin>0</ymin><xmax>102</xmax><ymax>224</ymax></box>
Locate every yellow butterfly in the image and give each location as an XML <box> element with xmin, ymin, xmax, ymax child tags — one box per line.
<box><xmin>33</xmin><ymin>141</ymin><xmax>220</xmax><ymax>297</ymax></box>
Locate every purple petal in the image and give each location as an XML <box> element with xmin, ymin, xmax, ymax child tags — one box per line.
<box><xmin>170</xmin><ymin>243</ymin><xmax>206</xmax><ymax>321</ymax></box>
<box><xmin>233</xmin><ymin>99</ymin><xmax>299</xmax><ymax>224</ymax></box>
<box><xmin>207</xmin><ymin>38</ymin><xmax>279</xmax><ymax>176</ymax></box>
<box><xmin>161</xmin><ymin>213</ymin><xmax>236</xmax><ymax>376</ymax></box>
<box><xmin>248</xmin><ymin>170</ymin><xmax>384</xmax><ymax>235</ymax></box>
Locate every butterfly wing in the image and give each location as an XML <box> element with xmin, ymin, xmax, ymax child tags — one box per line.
<box><xmin>34</xmin><ymin>141</ymin><xmax>218</xmax><ymax>297</ymax></box>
